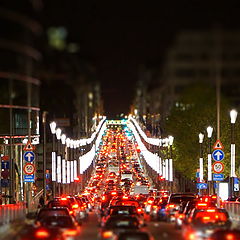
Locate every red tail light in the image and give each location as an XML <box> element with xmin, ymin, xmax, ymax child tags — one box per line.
<box><xmin>166</xmin><ymin>204</ymin><xmax>175</xmax><ymax>210</ymax></box>
<box><xmin>102</xmin><ymin>231</ymin><xmax>113</xmax><ymax>238</ymax></box>
<box><xmin>69</xmin><ymin>210</ymin><xmax>73</xmax><ymax>214</ymax></box>
<box><xmin>122</xmin><ymin>196</ymin><xmax>129</xmax><ymax>200</ymax></box>
<box><xmin>137</xmin><ymin>207</ymin><xmax>143</xmax><ymax>213</ymax></box>
<box><xmin>35</xmin><ymin>229</ymin><xmax>50</xmax><ymax>238</ymax></box>
<box><xmin>148</xmin><ymin>200</ymin><xmax>153</xmax><ymax>204</ymax></box>
<box><xmin>72</xmin><ymin>204</ymin><xmax>79</xmax><ymax>209</ymax></box>
<box><xmin>102</xmin><ymin>196</ymin><xmax>106</xmax><ymax>201</ymax></box>
<box><xmin>197</xmin><ymin>203</ymin><xmax>208</xmax><ymax>208</ymax></box>
<box><xmin>226</xmin><ymin>233</ymin><xmax>235</xmax><ymax>240</ymax></box>
<box><xmin>64</xmin><ymin>229</ymin><xmax>78</xmax><ymax>236</ymax></box>
<box><xmin>207</xmin><ymin>209</ymin><xmax>216</xmax><ymax>212</ymax></box>
<box><xmin>178</xmin><ymin>214</ymin><xmax>184</xmax><ymax>220</ymax></box>
<box><xmin>61</xmin><ymin>197</ymin><xmax>67</xmax><ymax>201</ymax></box>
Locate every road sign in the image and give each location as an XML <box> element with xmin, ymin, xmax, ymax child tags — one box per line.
<box><xmin>213</xmin><ymin>139</ymin><xmax>224</xmax><ymax>150</ymax></box>
<box><xmin>23</xmin><ymin>151</ymin><xmax>35</xmax><ymax>162</ymax></box>
<box><xmin>196</xmin><ymin>183</ymin><xmax>208</xmax><ymax>189</ymax></box>
<box><xmin>212</xmin><ymin>162</ymin><xmax>224</xmax><ymax>173</ymax></box>
<box><xmin>213</xmin><ymin>173</ymin><xmax>224</xmax><ymax>181</ymax></box>
<box><xmin>1</xmin><ymin>162</ymin><xmax>9</xmax><ymax>169</ymax></box>
<box><xmin>24</xmin><ymin>174</ymin><xmax>35</xmax><ymax>182</ymax></box>
<box><xmin>234</xmin><ymin>178</ymin><xmax>239</xmax><ymax>191</ymax></box>
<box><xmin>23</xmin><ymin>140</ymin><xmax>35</xmax><ymax>151</ymax></box>
<box><xmin>212</xmin><ymin>149</ymin><xmax>225</xmax><ymax>162</ymax></box>
<box><xmin>23</xmin><ymin>163</ymin><xmax>35</xmax><ymax>175</ymax></box>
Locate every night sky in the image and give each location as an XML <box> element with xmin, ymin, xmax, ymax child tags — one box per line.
<box><xmin>42</xmin><ymin>1</ymin><xmax>239</xmax><ymax>116</ymax></box>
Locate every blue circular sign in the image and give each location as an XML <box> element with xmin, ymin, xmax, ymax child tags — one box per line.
<box><xmin>23</xmin><ymin>151</ymin><xmax>35</xmax><ymax>162</ymax></box>
<box><xmin>212</xmin><ymin>149</ymin><xmax>224</xmax><ymax>162</ymax></box>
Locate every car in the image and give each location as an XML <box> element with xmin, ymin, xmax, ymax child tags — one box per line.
<box><xmin>17</xmin><ymin>225</ymin><xmax>64</xmax><ymax>240</ymax></box>
<box><xmin>209</xmin><ymin>229</ymin><xmax>240</xmax><ymax>240</ymax></box>
<box><xmin>182</xmin><ymin>208</ymin><xmax>231</xmax><ymax>240</ymax></box>
<box><xmin>36</xmin><ymin>207</ymin><xmax>70</xmax><ymax>222</ymax></box>
<box><xmin>100</xmin><ymin>215</ymin><xmax>141</xmax><ymax>240</ymax></box>
<box><xmin>165</xmin><ymin>193</ymin><xmax>196</xmax><ymax>222</ymax></box>
<box><xmin>38</xmin><ymin>215</ymin><xmax>81</xmax><ymax>240</ymax></box>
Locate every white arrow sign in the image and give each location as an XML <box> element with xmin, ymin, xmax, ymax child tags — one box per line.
<box><xmin>212</xmin><ymin>149</ymin><xmax>224</xmax><ymax>162</ymax></box>
<box><xmin>23</xmin><ymin>151</ymin><xmax>35</xmax><ymax>162</ymax></box>
<box><xmin>215</xmin><ymin>151</ymin><xmax>222</xmax><ymax>161</ymax></box>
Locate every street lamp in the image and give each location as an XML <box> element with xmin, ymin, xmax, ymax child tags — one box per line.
<box><xmin>199</xmin><ymin>133</ymin><xmax>204</xmax><ymax>183</ymax></box>
<box><xmin>49</xmin><ymin>121</ymin><xmax>57</xmax><ymax>198</ymax></box>
<box><xmin>230</xmin><ymin>109</ymin><xmax>238</xmax><ymax>197</ymax></box>
<box><xmin>61</xmin><ymin>134</ymin><xmax>66</xmax><ymax>194</ymax></box>
<box><xmin>55</xmin><ymin>128</ymin><xmax>62</xmax><ymax>196</ymax></box>
<box><xmin>66</xmin><ymin>138</ymin><xmax>71</xmax><ymax>194</ymax></box>
<box><xmin>206</xmin><ymin>126</ymin><xmax>213</xmax><ymax>194</ymax></box>
<box><xmin>168</xmin><ymin>136</ymin><xmax>174</xmax><ymax>193</ymax></box>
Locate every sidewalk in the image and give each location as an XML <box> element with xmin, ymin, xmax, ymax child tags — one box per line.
<box><xmin>0</xmin><ymin>220</ymin><xmax>27</xmax><ymax>240</ymax></box>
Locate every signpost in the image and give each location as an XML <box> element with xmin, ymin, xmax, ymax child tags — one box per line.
<box><xmin>213</xmin><ymin>173</ymin><xmax>224</xmax><ymax>181</ymax></box>
<box><xmin>213</xmin><ymin>140</ymin><xmax>224</xmax><ymax>150</ymax></box>
<box><xmin>23</xmin><ymin>151</ymin><xmax>35</xmax><ymax>162</ymax></box>
<box><xmin>197</xmin><ymin>183</ymin><xmax>208</xmax><ymax>189</ymax></box>
<box><xmin>23</xmin><ymin>163</ymin><xmax>35</xmax><ymax>175</ymax></box>
<box><xmin>212</xmin><ymin>149</ymin><xmax>225</xmax><ymax>162</ymax></box>
<box><xmin>212</xmin><ymin>162</ymin><xmax>224</xmax><ymax>173</ymax></box>
<box><xmin>23</xmin><ymin>141</ymin><xmax>36</xmax><ymax>183</ymax></box>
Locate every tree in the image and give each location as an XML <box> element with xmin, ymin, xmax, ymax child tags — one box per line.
<box><xmin>165</xmin><ymin>83</ymin><xmax>238</xmax><ymax>180</ymax></box>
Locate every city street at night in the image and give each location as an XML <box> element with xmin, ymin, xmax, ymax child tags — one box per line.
<box><xmin>1</xmin><ymin>1</ymin><xmax>240</xmax><ymax>240</ymax></box>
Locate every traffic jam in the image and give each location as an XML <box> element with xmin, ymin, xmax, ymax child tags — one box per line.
<box><xmin>15</xmin><ymin>121</ymin><xmax>240</xmax><ymax>240</ymax></box>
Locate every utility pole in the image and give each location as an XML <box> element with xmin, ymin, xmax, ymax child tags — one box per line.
<box><xmin>215</xmin><ymin>27</ymin><xmax>222</xmax><ymax>140</ymax></box>
<box><xmin>42</xmin><ymin>111</ymin><xmax>48</xmax><ymax>203</ymax></box>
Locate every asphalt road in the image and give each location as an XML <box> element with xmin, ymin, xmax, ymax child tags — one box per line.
<box><xmin>71</xmin><ymin>211</ymin><xmax>182</xmax><ymax>240</ymax></box>
<box><xmin>1</xmin><ymin>211</ymin><xmax>183</xmax><ymax>240</ymax></box>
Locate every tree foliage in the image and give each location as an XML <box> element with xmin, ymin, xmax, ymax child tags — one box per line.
<box><xmin>165</xmin><ymin>83</ymin><xmax>239</xmax><ymax>179</ymax></box>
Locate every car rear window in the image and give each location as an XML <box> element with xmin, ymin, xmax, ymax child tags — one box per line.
<box><xmin>170</xmin><ymin>196</ymin><xmax>195</xmax><ymax>204</ymax></box>
<box><xmin>37</xmin><ymin>209</ymin><xmax>69</xmax><ymax>219</ymax></box>
<box><xmin>40</xmin><ymin>216</ymin><xmax>74</xmax><ymax>228</ymax></box>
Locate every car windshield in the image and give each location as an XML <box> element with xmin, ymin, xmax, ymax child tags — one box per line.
<box><xmin>40</xmin><ymin>216</ymin><xmax>74</xmax><ymax>228</ymax></box>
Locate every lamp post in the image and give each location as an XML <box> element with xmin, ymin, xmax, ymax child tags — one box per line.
<box><xmin>207</xmin><ymin>126</ymin><xmax>213</xmax><ymax>194</ymax></box>
<box><xmin>230</xmin><ymin>109</ymin><xmax>238</xmax><ymax>197</ymax></box>
<box><xmin>199</xmin><ymin>133</ymin><xmax>204</xmax><ymax>195</ymax></box>
<box><xmin>49</xmin><ymin>121</ymin><xmax>57</xmax><ymax>198</ymax></box>
<box><xmin>164</xmin><ymin>138</ymin><xmax>169</xmax><ymax>191</ymax></box>
<box><xmin>168</xmin><ymin>136</ymin><xmax>174</xmax><ymax>193</ymax></box>
<box><xmin>61</xmin><ymin>134</ymin><xmax>66</xmax><ymax>195</ymax></box>
<box><xmin>56</xmin><ymin>128</ymin><xmax>62</xmax><ymax>196</ymax></box>
<box><xmin>66</xmin><ymin>138</ymin><xmax>71</xmax><ymax>195</ymax></box>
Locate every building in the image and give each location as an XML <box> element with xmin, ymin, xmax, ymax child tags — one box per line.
<box><xmin>0</xmin><ymin>1</ymin><xmax>42</xmax><ymax>203</ymax></box>
<box><xmin>134</xmin><ymin>29</ymin><xmax>240</xmax><ymax>130</ymax></box>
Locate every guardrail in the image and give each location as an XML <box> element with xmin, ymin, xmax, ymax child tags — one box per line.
<box><xmin>0</xmin><ymin>203</ymin><xmax>26</xmax><ymax>225</ymax></box>
<box><xmin>223</xmin><ymin>201</ymin><xmax>240</xmax><ymax>222</ymax></box>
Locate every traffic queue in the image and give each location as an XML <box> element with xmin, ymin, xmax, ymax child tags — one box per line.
<box><xmin>15</xmin><ymin>124</ymin><xmax>240</xmax><ymax>240</ymax></box>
